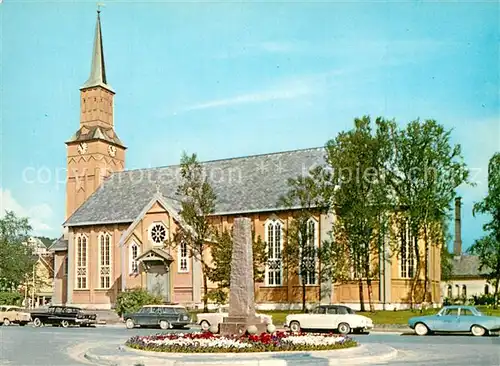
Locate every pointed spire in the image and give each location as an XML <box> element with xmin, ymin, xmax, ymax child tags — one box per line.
<box><xmin>81</xmin><ymin>10</ymin><xmax>114</xmax><ymax>92</ymax></box>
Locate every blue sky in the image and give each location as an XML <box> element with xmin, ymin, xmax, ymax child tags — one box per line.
<box><xmin>1</xmin><ymin>1</ymin><xmax>499</xmax><ymax>251</ymax></box>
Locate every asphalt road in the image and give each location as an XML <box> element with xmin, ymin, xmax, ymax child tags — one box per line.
<box><xmin>0</xmin><ymin>325</ymin><xmax>499</xmax><ymax>366</ymax></box>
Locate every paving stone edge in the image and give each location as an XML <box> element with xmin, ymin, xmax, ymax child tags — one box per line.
<box><xmin>84</xmin><ymin>344</ymin><xmax>398</xmax><ymax>366</ymax></box>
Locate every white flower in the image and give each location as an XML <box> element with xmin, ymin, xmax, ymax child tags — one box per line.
<box><xmin>282</xmin><ymin>335</ymin><xmax>347</xmax><ymax>346</ymax></box>
<box><xmin>144</xmin><ymin>337</ymin><xmax>252</xmax><ymax>349</ymax></box>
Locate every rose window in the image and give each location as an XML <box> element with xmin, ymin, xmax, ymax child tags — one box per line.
<box><xmin>150</xmin><ymin>223</ymin><xmax>167</xmax><ymax>244</ymax></box>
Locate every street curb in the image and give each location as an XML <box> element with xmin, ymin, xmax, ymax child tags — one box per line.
<box><xmin>84</xmin><ymin>343</ymin><xmax>398</xmax><ymax>366</ymax></box>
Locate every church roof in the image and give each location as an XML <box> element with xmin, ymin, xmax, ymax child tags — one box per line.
<box><xmin>49</xmin><ymin>236</ymin><xmax>69</xmax><ymax>252</ymax></box>
<box><xmin>81</xmin><ymin>11</ymin><xmax>114</xmax><ymax>92</ymax></box>
<box><xmin>450</xmin><ymin>255</ymin><xmax>490</xmax><ymax>278</ymax></box>
<box><xmin>64</xmin><ymin>147</ymin><xmax>326</xmax><ymax>227</ymax></box>
<box><xmin>66</xmin><ymin>125</ymin><xmax>125</xmax><ymax>147</ymax></box>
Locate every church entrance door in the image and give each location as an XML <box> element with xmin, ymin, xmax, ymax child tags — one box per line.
<box><xmin>146</xmin><ymin>265</ymin><xmax>170</xmax><ymax>302</ymax></box>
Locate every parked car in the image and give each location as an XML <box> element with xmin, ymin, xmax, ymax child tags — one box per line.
<box><xmin>196</xmin><ymin>305</ymin><xmax>273</xmax><ymax>331</ymax></box>
<box><xmin>123</xmin><ymin>304</ymin><xmax>192</xmax><ymax>330</ymax></box>
<box><xmin>0</xmin><ymin>306</ymin><xmax>31</xmax><ymax>326</ymax></box>
<box><xmin>408</xmin><ymin>305</ymin><xmax>500</xmax><ymax>336</ymax></box>
<box><xmin>284</xmin><ymin>305</ymin><xmax>373</xmax><ymax>334</ymax></box>
<box><xmin>30</xmin><ymin>305</ymin><xmax>97</xmax><ymax>328</ymax></box>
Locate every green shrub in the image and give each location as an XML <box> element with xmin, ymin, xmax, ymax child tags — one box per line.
<box><xmin>0</xmin><ymin>291</ymin><xmax>22</xmax><ymax>306</ymax></box>
<box><xmin>115</xmin><ymin>288</ymin><xmax>163</xmax><ymax>316</ymax></box>
<box><xmin>470</xmin><ymin>294</ymin><xmax>497</xmax><ymax>306</ymax></box>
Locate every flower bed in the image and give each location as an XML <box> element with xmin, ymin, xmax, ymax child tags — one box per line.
<box><xmin>126</xmin><ymin>331</ymin><xmax>357</xmax><ymax>353</ymax></box>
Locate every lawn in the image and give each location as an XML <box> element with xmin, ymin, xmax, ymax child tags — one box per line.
<box><xmin>190</xmin><ymin>306</ymin><xmax>500</xmax><ymax>326</ymax></box>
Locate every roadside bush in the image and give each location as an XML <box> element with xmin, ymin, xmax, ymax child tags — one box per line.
<box><xmin>115</xmin><ymin>288</ymin><xmax>163</xmax><ymax>317</ymax></box>
<box><xmin>0</xmin><ymin>291</ymin><xmax>22</xmax><ymax>306</ymax></box>
<box><xmin>470</xmin><ymin>294</ymin><xmax>497</xmax><ymax>306</ymax></box>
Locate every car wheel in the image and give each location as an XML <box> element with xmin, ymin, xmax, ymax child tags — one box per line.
<box><xmin>200</xmin><ymin>320</ymin><xmax>210</xmax><ymax>331</ymax></box>
<box><xmin>125</xmin><ymin>318</ymin><xmax>135</xmax><ymax>329</ymax></box>
<box><xmin>289</xmin><ymin>321</ymin><xmax>301</xmax><ymax>333</ymax></box>
<box><xmin>33</xmin><ymin>318</ymin><xmax>42</xmax><ymax>327</ymax></box>
<box><xmin>471</xmin><ymin>325</ymin><xmax>486</xmax><ymax>337</ymax></box>
<box><xmin>61</xmin><ymin>320</ymin><xmax>69</xmax><ymax>328</ymax></box>
<box><xmin>414</xmin><ymin>322</ymin><xmax>429</xmax><ymax>336</ymax></box>
<box><xmin>338</xmin><ymin>323</ymin><xmax>351</xmax><ymax>335</ymax></box>
<box><xmin>3</xmin><ymin>319</ymin><xmax>10</xmax><ymax>326</ymax></box>
<box><xmin>159</xmin><ymin>320</ymin><xmax>170</xmax><ymax>330</ymax></box>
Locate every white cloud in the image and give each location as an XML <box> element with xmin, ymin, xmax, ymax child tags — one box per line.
<box><xmin>0</xmin><ymin>188</ymin><xmax>54</xmax><ymax>233</ymax></box>
<box><xmin>179</xmin><ymin>80</ymin><xmax>315</xmax><ymax>113</ymax></box>
<box><xmin>176</xmin><ymin>69</ymin><xmax>346</xmax><ymax>114</ymax></box>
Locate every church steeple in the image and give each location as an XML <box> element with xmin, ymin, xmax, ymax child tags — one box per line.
<box><xmin>81</xmin><ymin>10</ymin><xmax>113</xmax><ymax>92</ymax></box>
<box><xmin>65</xmin><ymin>9</ymin><xmax>126</xmax><ymax>220</ymax></box>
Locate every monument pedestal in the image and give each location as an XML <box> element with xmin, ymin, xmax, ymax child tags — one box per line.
<box><xmin>219</xmin><ymin>316</ymin><xmax>267</xmax><ymax>336</ymax></box>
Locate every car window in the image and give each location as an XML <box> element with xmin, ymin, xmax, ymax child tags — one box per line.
<box><xmin>312</xmin><ymin>307</ymin><xmax>326</xmax><ymax>314</ymax></box>
<box><xmin>460</xmin><ymin>309</ymin><xmax>473</xmax><ymax>316</ymax></box>
<box><xmin>444</xmin><ymin>308</ymin><xmax>459</xmax><ymax>316</ymax></box>
<box><xmin>139</xmin><ymin>307</ymin><xmax>150</xmax><ymax>314</ymax></box>
<box><xmin>172</xmin><ymin>307</ymin><xmax>187</xmax><ymax>314</ymax></box>
<box><xmin>336</xmin><ymin>307</ymin><xmax>350</xmax><ymax>315</ymax></box>
<box><xmin>7</xmin><ymin>308</ymin><xmax>16</xmax><ymax>312</ymax></box>
<box><xmin>326</xmin><ymin>307</ymin><xmax>337</xmax><ymax>314</ymax></box>
<box><xmin>0</xmin><ymin>307</ymin><xmax>5</xmax><ymax>312</ymax></box>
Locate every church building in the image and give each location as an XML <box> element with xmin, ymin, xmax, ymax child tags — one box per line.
<box><xmin>50</xmin><ymin>12</ymin><xmax>442</xmax><ymax>310</ymax></box>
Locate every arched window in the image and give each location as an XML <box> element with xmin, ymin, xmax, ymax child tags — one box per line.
<box><xmin>98</xmin><ymin>233</ymin><xmax>112</xmax><ymax>289</ymax></box>
<box><xmin>447</xmin><ymin>285</ymin><xmax>452</xmax><ymax>298</ymax></box>
<box><xmin>265</xmin><ymin>219</ymin><xmax>283</xmax><ymax>286</ymax></box>
<box><xmin>75</xmin><ymin>234</ymin><xmax>88</xmax><ymax>289</ymax></box>
<box><xmin>484</xmin><ymin>284</ymin><xmax>489</xmax><ymax>295</ymax></box>
<box><xmin>462</xmin><ymin>285</ymin><xmax>467</xmax><ymax>299</ymax></box>
<box><xmin>400</xmin><ymin>219</ymin><xmax>414</xmax><ymax>278</ymax></box>
<box><xmin>178</xmin><ymin>241</ymin><xmax>189</xmax><ymax>273</ymax></box>
<box><xmin>300</xmin><ymin>218</ymin><xmax>318</xmax><ymax>285</ymax></box>
<box><xmin>130</xmin><ymin>242</ymin><xmax>140</xmax><ymax>274</ymax></box>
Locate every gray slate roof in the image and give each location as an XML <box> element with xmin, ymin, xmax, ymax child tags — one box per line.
<box><xmin>64</xmin><ymin>147</ymin><xmax>326</xmax><ymax>227</ymax></box>
<box><xmin>451</xmin><ymin>255</ymin><xmax>489</xmax><ymax>277</ymax></box>
<box><xmin>66</xmin><ymin>125</ymin><xmax>125</xmax><ymax>147</ymax></box>
<box><xmin>49</xmin><ymin>236</ymin><xmax>69</xmax><ymax>252</ymax></box>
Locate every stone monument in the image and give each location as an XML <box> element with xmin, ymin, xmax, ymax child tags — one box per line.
<box><xmin>219</xmin><ymin>217</ymin><xmax>267</xmax><ymax>336</ymax></box>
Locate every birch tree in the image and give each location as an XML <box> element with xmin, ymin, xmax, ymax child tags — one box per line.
<box><xmin>470</xmin><ymin>152</ymin><xmax>500</xmax><ymax>308</ymax></box>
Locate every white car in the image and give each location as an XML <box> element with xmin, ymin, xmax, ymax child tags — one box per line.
<box><xmin>196</xmin><ymin>305</ymin><xmax>273</xmax><ymax>331</ymax></box>
<box><xmin>284</xmin><ymin>305</ymin><xmax>373</xmax><ymax>334</ymax></box>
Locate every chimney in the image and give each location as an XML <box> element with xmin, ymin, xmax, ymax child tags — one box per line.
<box><xmin>454</xmin><ymin>197</ymin><xmax>462</xmax><ymax>256</ymax></box>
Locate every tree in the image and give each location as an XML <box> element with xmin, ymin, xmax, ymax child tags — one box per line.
<box><xmin>389</xmin><ymin>119</ymin><xmax>470</xmax><ymax>305</ymax></box>
<box><xmin>174</xmin><ymin>152</ymin><xmax>217</xmax><ymax>312</ymax></box>
<box><xmin>279</xmin><ymin>172</ymin><xmax>325</xmax><ymax>312</ymax></box>
<box><xmin>470</xmin><ymin>152</ymin><xmax>500</xmax><ymax>308</ymax></box>
<box><xmin>322</xmin><ymin>116</ymin><xmax>395</xmax><ymax>311</ymax></box>
<box><xmin>207</xmin><ymin>229</ymin><xmax>267</xmax><ymax>305</ymax></box>
<box><xmin>0</xmin><ymin>211</ymin><xmax>35</xmax><ymax>291</ymax></box>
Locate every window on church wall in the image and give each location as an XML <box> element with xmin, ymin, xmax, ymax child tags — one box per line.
<box><xmin>76</xmin><ymin>235</ymin><xmax>88</xmax><ymax>289</ymax></box>
<box><xmin>64</xmin><ymin>256</ymin><xmax>68</xmax><ymax>277</ymax></box>
<box><xmin>400</xmin><ymin>220</ymin><xmax>414</xmax><ymax>279</ymax></box>
<box><xmin>178</xmin><ymin>241</ymin><xmax>189</xmax><ymax>273</ymax></box>
<box><xmin>130</xmin><ymin>242</ymin><xmax>140</xmax><ymax>274</ymax></box>
<box><xmin>485</xmin><ymin>284</ymin><xmax>489</xmax><ymax>295</ymax></box>
<box><xmin>462</xmin><ymin>285</ymin><xmax>467</xmax><ymax>299</ymax></box>
<box><xmin>265</xmin><ymin>219</ymin><xmax>283</xmax><ymax>286</ymax></box>
<box><xmin>98</xmin><ymin>233</ymin><xmax>112</xmax><ymax>289</ymax></box>
<box><xmin>300</xmin><ymin>218</ymin><xmax>318</xmax><ymax>286</ymax></box>
<box><xmin>149</xmin><ymin>223</ymin><xmax>167</xmax><ymax>247</ymax></box>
